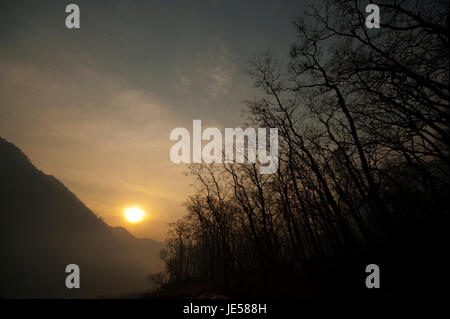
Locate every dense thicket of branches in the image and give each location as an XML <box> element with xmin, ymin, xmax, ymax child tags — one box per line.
<box><xmin>157</xmin><ymin>0</ymin><xmax>448</xmax><ymax>296</ymax></box>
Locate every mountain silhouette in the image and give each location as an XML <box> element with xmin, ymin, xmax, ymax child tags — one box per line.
<box><xmin>0</xmin><ymin>137</ymin><xmax>165</xmax><ymax>298</ymax></box>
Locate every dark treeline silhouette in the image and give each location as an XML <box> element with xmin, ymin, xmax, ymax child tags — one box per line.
<box><xmin>155</xmin><ymin>0</ymin><xmax>449</xmax><ymax>298</ymax></box>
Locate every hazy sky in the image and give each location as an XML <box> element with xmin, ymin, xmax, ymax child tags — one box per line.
<box><xmin>0</xmin><ymin>0</ymin><xmax>304</xmax><ymax>240</ymax></box>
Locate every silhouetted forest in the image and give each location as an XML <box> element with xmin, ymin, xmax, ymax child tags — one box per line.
<box><xmin>154</xmin><ymin>0</ymin><xmax>449</xmax><ymax>298</ymax></box>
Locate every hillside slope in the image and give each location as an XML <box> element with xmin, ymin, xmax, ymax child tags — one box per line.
<box><xmin>0</xmin><ymin>137</ymin><xmax>165</xmax><ymax>298</ymax></box>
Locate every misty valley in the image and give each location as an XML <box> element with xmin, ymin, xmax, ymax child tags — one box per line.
<box><xmin>0</xmin><ymin>138</ymin><xmax>165</xmax><ymax>297</ymax></box>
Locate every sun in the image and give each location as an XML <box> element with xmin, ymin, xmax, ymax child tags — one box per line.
<box><xmin>124</xmin><ymin>207</ymin><xmax>145</xmax><ymax>223</ymax></box>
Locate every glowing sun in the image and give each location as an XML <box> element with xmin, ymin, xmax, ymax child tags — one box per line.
<box><xmin>124</xmin><ymin>207</ymin><xmax>145</xmax><ymax>223</ymax></box>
